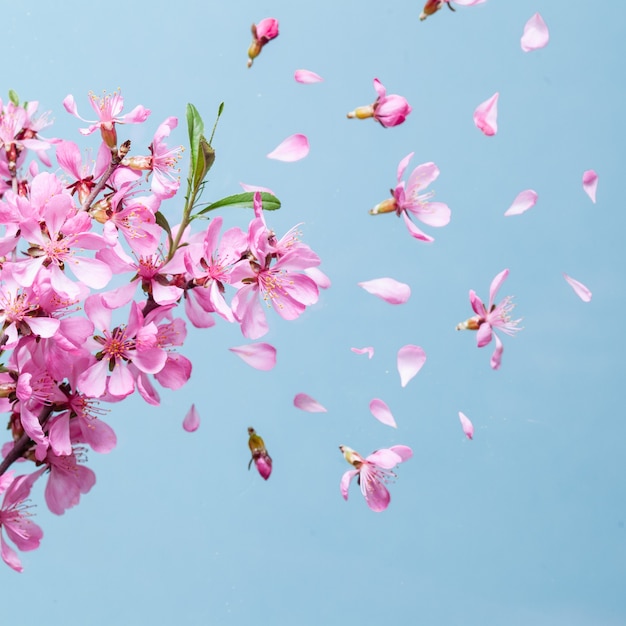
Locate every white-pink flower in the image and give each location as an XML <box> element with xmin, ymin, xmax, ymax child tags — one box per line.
<box><xmin>247</xmin><ymin>18</ymin><xmax>279</xmax><ymax>67</ymax></box>
<box><xmin>420</xmin><ymin>0</ymin><xmax>487</xmax><ymax>21</ymax></box>
<box><xmin>347</xmin><ymin>79</ymin><xmax>411</xmax><ymax>128</ymax></box>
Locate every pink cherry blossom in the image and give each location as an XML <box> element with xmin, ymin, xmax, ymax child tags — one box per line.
<box><xmin>563</xmin><ymin>273</ymin><xmax>592</xmax><ymax>302</ymax></box>
<box><xmin>397</xmin><ymin>345</ymin><xmax>426</xmax><ymax>387</ymax></box>
<box><xmin>456</xmin><ymin>269</ymin><xmax>522</xmax><ymax>370</ymax></box>
<box><xmin>370</xmin><ymin>153</ymin><xmax>451</xmax><ymax>242</ymax></box>
<box><xmin>247</xmin><ymin>18</ymin><xmax>279</xmax><ymax>67</ymax></box>
<box><xmin>267</xmin><ymin>134</ymin><xmax>309</xmax><ymax>162</ymax></box>
<box><xmin>582</xmin><ymin>170</ymin><xmax>598</xmax><ymax>203</ymax></box>
<box><xmin>339</xmin><ymin>444</ymin><xmax>412</xmax><ymax>512</ymax></box>
<box><xmin>473</xmin><ymin>92</ymin><xmax>499</xmax><ymax>136</ymax></box>
<box><xmin>459</xmin><ymin>411</ymin><xmax>474</xmax><ymax>440</ymax></box>
<box><xmin>347</xmin><ymin>79</ymin><xmax>412</xmax><ymax>128</ymax></box>
<box><xmin>504</xmin><ymin>189</ymin><xmax>538</xmax><ymax>216</ymax></box>
<box><xmin>420</xmin><ymin>0</ymin><xmax>486</xmax><ymax>21</ymax></box>
<box><xmin>294</xmin><ymin>69</ymin><xmax>323</xmax><ymax>84</ymax></box>
<box><xmin>351</xmin><ymin>347</ymin><xmax>374</xmax><ymax>359</ymax></box>
<box><xmin>229</xmin><ymin>343</ymin><xmax>277</xmax><ymax>371</ymax></box>
<box><xmin>521</xmin><ymin>13</ymin><xmax>549</xmax><ymax>52</ymax></box>
<box><xmin>358</xmin><ymin>277</ymin><xmax>410</xmax><ymax>304</ymax></box>
<box><xmin>43</xmin><ymin>448</ymin><xmax>96</xmax><ymax>515</ymax></box>
<box><xmin>293</xmin><ymin>393</ymin><xmax>327</xmax><ymax>413</ymax></box>
<box><xmin>369</xmin><ymin>398</ymin><xmax>397</xmax><ymax>428</ymax></box>
<box><xmin>183</xmin><ymin>404</ymin><xmax>200</xmax><ymax>432</ymax></box>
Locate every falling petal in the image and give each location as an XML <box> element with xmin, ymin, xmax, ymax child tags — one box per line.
<box><xmin>183</xmin><ymin>404</ymin><xmax>200</xmax><ymax>432</ymax></box>
<box><xmin>458</xmin><ymin>411</ymin><xmax>474</xmax><ymax>440</ymax></box>
<box><xmin>229</xmin><ymin>343</ymin><xmax>277</xmax><ymax>370</ymax></box>
<box><xmin>397</xmin><ymin>344</ymin><xmax>427</xmax><ymax>387</ymax></box>
<box><xmin>351</xmin><ymin>347</ymin><xmax>374</xmax><ymax>359</ymax></box>
<box><xmin>473</xmin><ymin>92</ymin><xmax>499</xmax><ymax>136</ymax></box>
<box><xmin>504</xmin><ymin>189</ymin><xmax>538</xmax><ymax>216</ymax></box>
<box><xmin>582</xmin><ymin>170</ymin><xmax>598</xmax><ymax>204</ymax></box>
<box><xmin>563</xmin><ymin>273</ymin><xmax>592</xmax><ymax>302</ymax></box>
<box><xmin>294</xmin><ymin>393</ymin><xmax>327</xmax><ymax>413</ymax></box>
<box><xmin>521</xmin><ymin>13</ymin><xmax>550</xmax><ymax>52</ymax></box>
<box><xmin>267</xmin><ymin>134</ymin><xmax>310</xmax><ymax>162</ymax></box>
<box><xmin>240</xmin><ymin>182</ymin><xmax>275</xmax><ymax>195</ymax></box>
<box><xmin>358</xmin><ymin>277</ymin><xmax>411</xmax><ymax>305</ymax></box>
<box><xmin>369</xmin><ymin>398</ymin><xmax>397</xmax><ymax>428</ymax></box>
<box><xmin>294</xmin><ymin>69</ymin><xmax>323</xmax><ymax>84</ymax></box>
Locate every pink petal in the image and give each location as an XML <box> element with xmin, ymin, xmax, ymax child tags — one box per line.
<box><xmin>490</xmin><ymin>333</ymin><xmax>504</xmax><ymax>370</ymax></box>
<box><xmin>293</xmin><ymin>393</ymin><xmax>327</xmax><ymax>413</ymax></box>
<box><xmin>358</xmin><ymin>277</ymin><xmax>411</xmax><ymax>305</ymax></box>
<box><xmin>304</xmin><ymin>267</ymin><xmax>331</xmax><ymax>289</ymax></box>
<box><xmin>504</xmin><ymin>189</ymin><xmax>538</xmax><ymax>216</ymax></box>
<box><xmin>473</xmin><ymin>92</ymin><xmax>499</xmax><ymax>136</ymax></box>
<box><xmin>582</xmin><ymin>170</ymin><xmax>598</xmax><ymax>204</ymax></box>
<box><xmin>369</xmin><ymin>398</ymin><xmax>397</xmax><ymax>428</ymax></box>
<box><xmin>458</xmin><ymin>411</ymin><xmax>474</xmax><ymax>440</ymax></box>
<box><xmin>340</xmin><ymin>469</ymin><xmax>358</xmax><ymax>500</ymax></box>
<box><xmin>366</xmin><ymin>449</ymin><xmax>402</xmax><ymax>469</ymax></box>
<box><xmin>267</xmin><ymin>134</ymin><xmax>309</xmax><ymax>162</ymax></box>
<box><xmin>240</xmin><ymin>182</ymin><xmax>275</xmax><ymax>195</ymax></box>
<box><xmin>183</xmin><ymin>404</ymin><xmax>200</xmax><ymax>432</ymax></box>
<box><xmin>563</xmin><ymin>273</ymin><xmax>592</xmax><ymax>302</ymax></box>
<box><xmin>397</xmin><ymin>344</ymin><xmax>427</xmax><ymax>387</ymax></box>
<box><xmin>351</xmin><ymin>346</ymin><xmax>374</xmax><ymax>359</ymax></box>
<box><xmin>229</xmin><ymin>342</ymin><xmax>277</xmax><ymax>371</ymax></box>
<box><xmin>294</xmin><ymin>69</ymin><xmax>323</xmax><ymax>84</ymax></box>
<box><xmin>389</xmin><ymin>445</ymin><xmax>413</xmax><ymax>462</ymax></box>
<box><xmin>521</xmin><ymin>13</ymin><xmax>549</xmax><ymax>52</ymax></box>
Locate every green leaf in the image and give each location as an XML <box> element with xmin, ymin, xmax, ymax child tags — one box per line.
<box><xmin>8</xmin><ymin>90</ymin><xmax>19</xmax><ymax>105</ymax></box>
<box><xmin>155</xmin><ymin>210</ymin><xmax>172</xmax><ymax>238</ymax></box>
<box><xmin>186</xmin><ymin>103</ymin><xmax>205</xmax><ymax>179</ymax></box>
<box><xmin>197</xmin><ymin>192</ymin><xmax>281</xmax><ymax>215</ymax></box>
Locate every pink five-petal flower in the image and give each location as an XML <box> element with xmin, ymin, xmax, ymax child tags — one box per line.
<box><xmin>397</xmin><ymin>345</ymin><xmax>427</xmax><ymax>387</ymax></box>
<box><xmin>294</xmin><ymin>69</ymin><xmax>324</xmax><ymax>84</ymax></box>
<box><xmin>229</xmin><ymin>343</ymin><xmax>277</xmax><ymax>371</ymax></box>
<box><xmin>459</xmin><ymin>411</ymin><xmax>474</xmax><ymax>440</ymax></box>
<box><xmin>358</xmin><ymin>277</ymin><xmax>410</xmax><ymax>304</ymax></box>
<box><xmin>521</xmin><ymin>13</ymin><xmax>549</xmax><ymax>52</ymax></box>
<box><xmin>347</xmin><ymin>79</ymin><xmax>411</xmax><ymax>128</ymax></box>
<box><xmin>351</xmin><ymin>346</ymin><xmax>374</xmax><ymax>359</ymax></box>
<box><xmin>247</xmin><ymin>17</ymin><xmax>279</xmax><ymax>67</ymax></box>
<box><xmin>563</xmin><ymin>273</ymin><xmax>592</xmax><ymax>302</ymax></box>
<box><xmin>339</xmin><ymin>444</ymin><xmax>412</xmax><ymax>512</ymax></box>
<box><xmin>456</xmin><ymin>269</ymin><xmax>522</xmax><ymax>370</ymax></box>
<box><xmin>474</xmin><ymin>92</ymin><xmax>499</xmax><ymax>136</ymax></box>
<box><xmin>293</xmin><ymin>393</ymin><xmax>327</xmax><ymax>413</ymax></box>
<box><xmin>266</xmin><ymin>134</ymin><xmax>309</xmax><ymax>162</ymax></box>
<box><xmin>369</xmin><ymin>398</ymin><xmax>397</xmax><ymax>428</ymax></box>
<box><xmin>504</xmin><ymin>189</ymin><xmax>538</xmax><ymax>216</ymax></box>
<box><xmin>183</xmin><ymin>404</ymin><xmax>200</xmax><ymax>432</ymax></box>
<box><xmin>582</xmin><ymin>170</ymin><xmax>598</xmax><ymax>203</ymax></box>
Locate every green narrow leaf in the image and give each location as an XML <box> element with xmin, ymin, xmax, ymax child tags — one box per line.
<box><xmin>197</xmin><ymin>192</ymin><xmax>281</xmax><ymax>215</ymax></box>
<box><xmin>8</xmin><ymin>90</ymin><xmax>19</xmax><ymax>105</ymax></box>
<box><xmin>155</xmin><ymin>210</ymin><xmax>172</xmax><ymax>237</ymax></box>
<box><xmin>186</xmin><ymin>103</ymin><xmax>205</xmax><ymax>179</ymax></box>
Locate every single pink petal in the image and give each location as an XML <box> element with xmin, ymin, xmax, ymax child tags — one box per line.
<box><xmin>490</xmin><ymin>333</ymin><xmax>504</xmax><ymax>370</ymax></box>
<box><xmin>582</xmin><ymin>170</ymin><xmax>598</xmax><ymax>204</ymax></box>
<box><xmin>459</xmin><ymin>411</ymin><xmax>474</xmax><ymax>440</ymax></box>
<box><xmin>293</xmin><ymin>393</ymin><xmax>327</xmax><ymax>413</ymax></box>
<box><xmin>369</xmin><ymin>398</ymin><xmax>397</xmax><ymax>428</ymax></box>
<box><xmin>358</xmin><ymin>277</ymin><xmax>411</xmax><ymax>304</ymax></box>
<box><xmin>229</xmin><ymin>342</ymin><xmax>277</xmax><ymax>371</ymax></box>
<box><xmin>267</xmin><ymin>134</ymin><xmax>309</xmax><ymax>162</ymax></box>
<box><xmin>476</xmin><ymin>322</ymin><xmax>493</xmax><ymax>348</ymax></box>
<box><xmin>397</xmin><ymin>344</ymin><xmax>426</xmax><ymax>387</ymax></box>
<box><xmin>340</xmin><ymin>469</ymin><xmax>359</xmax><ymax>500</ymax></box>
<box><xmin>304</xmin><ymin>267</ymin><xmax>331</xmax><ymax>289</ymax></box>
<box><xmin>521</xmin><ymin>13</ymin><xmax>549</xmax><ymax>52</ymax></box>
<box><xmin>389</xmin><ymin>445</ymin><xmax>413</xmax><ymax>462</ymax></box>
<box><xmin>294</xmin><ymin>69</ymin><xmax>323</xmax><ymax>84</ymax></box>
<box><xmin>366</xmin><ymin>449</ymin><xmax>402</xmax><ymax>469</ymax></box>
<box><xmin>489</xmin><ymin>269</ymin><xmax>509</xmax><ymax>306</ymax></box>
<box><xmin>504</xmin><ymin>189</ymin><xmax>538</xmax><ymax>216</ymax></box>
<box><xmin>183</xmin><ymin>404</ymin><xmax>200</xmax><ymax>432</ymax></box>
<box><xmin>563</xmin><ymin>273</ymin><xmax>592</xmax><ymax>302</ymax></box>
<box><xmin>351</xmin><ymin>346</ymin><xmax>374</xmax><ymax>359</ymax></box>
<box><xmin>359</xmin><ymin>465</ymin><xmax>391</xmax><ymax>512</ymax></box>
<box><xmin>240</xmin><ymin>182</ymin><xmax>275</xmax><ymax>195</ymax></box>
<box><xmin>473</xmin><ymin>92</ymin><xmax>499</xmax><ymax>136</ymax></box>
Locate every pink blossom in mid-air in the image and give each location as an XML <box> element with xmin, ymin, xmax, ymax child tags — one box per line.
<box><xmin>294</xmin><ymin>69</ymin><xmax>323</xmax><ymax>84</ymax></box>
<box><xmin>248</xmin><ymin>427</ymin><xmax>272</xmax><ymax>480</ymax></box>
<box><xmin>266</xmin><ymin>134</ymin><xmax>309</xmax><ymax>162</ymax></box>
<box><xmin>420</xmin><ymin>0</ymin><xmax>487</xmax><ymax>21</ymax></box>
<box><xmin>370</xmin><ymin>153</ymin><xmax>451</xmax><ymax>242</ymax></box>
<box><xmin>473</xmin><ymin>92</ymin><xmax>499</xmax><ymax>136</ymax></box>
<box><xmin>247</xmin><ymin>17</ymin><xmax>279</xmax><ymax>67</ymax></box>
<box><xmin>397</xmin><ymin>345</ymin><xmax>426</xmax><ymax>387</ymax></box>
<box><xmin>369</xmin><ymin>399</ymin><xmax>397</xmax><ymax>428</ymax></box>
<box><xmin>293</xmin><ymin>393</ymin><xmax>327</xmax><ymax>413</ymax></box>
<box><xmin>521</xmin><ymin>13</ymin><xmax>549</xmax><ymax>52</ymax></box>
<box><xmin>229</xmin><ymin>343</ymin><xmax>277</xmax><ymax>371</ymax></box>
<box><xmin>347</xmin><ymin>79</ymin><xmax>411</xmax><ymax>128</ymax></box>
<box><xmin>358</xmin><ymin>277</ymin><xmax>410</xmax><ymax>304</ymax></box>
<box><xmin>339</xmin><ymin>444</ymin><xmax>412</xmax><ymax>512</ymax></box>
<box><xmin>456</xmin><ymin>269</ymin><xmax>522</xmax><ymax>370</ymax></box>
<box><xmin>458</xmin><ymin>411</ymin><xmax>474</xmax><ymax>440</ymax></box>
<box><xmin>351</xmin><ymin>347</ymin><xmax>374</xmax><ymax>359</ymax></box>
<box><xmin>582</xmin><ymin>170</ymin><xmax>598</xmax><ymax>203</ymax></box>
<box><xmin>183</xmin><ymin>404</ymin><xmax>200</xmax><ymax>432</ymax></box>
<box><xmin>563</xmin><ymin>273</ymin><xmax>592</xmax><ymax>302</ymax></box>
<box><xmin>504</xmin><ymin>189</ymin><xmax>538</xmax><ymax>216</ymax></box>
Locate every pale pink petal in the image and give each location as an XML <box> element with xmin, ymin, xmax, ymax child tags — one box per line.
<box><xmin>304</xmin><ymin>267</ymin><xmax>331</xmax><ymax>289</ymax></box>
<box><xmin>521</xmin><ymin>13</ymin><xmax>549</xmax><ymax>52</ymax></box>
<box><xmin>563</xmin><ymin>273</ymin><xmax>592</xmax><ymax>302</ymax></box>
<box><xmin>489</xmin><ymin>269</ymin><xmax>509</xmax><ymax>305</ymax></box>
<box><xmin>358</xmin><ymin>277</ymin><xmax>411</xmax><ymax>305</ymax></box>
<box><xmin>459</xmin><ymin>411</ymin><xmax>474</xmax><ymax>440</ymax></box>
<box><xmin>402</xmin><ymin>212</ymin><xmax>435</xmax><ymax>242</ymax></box>
<box><xmin>183</xmin><ymin>404</ymin><xmax>200</xmax><ymax>432</ymax></box>
<box><xmin>240</xmin><ymin>182</ymin><xmax>275</xmax><ymax>195</ymax></box>
<box><xmin>366</xmin><ymin>449</ymin><xmax>402</xmax><ymax>469</ymax></box>
<box><xmin>473</xmin><ymin>92</ymin><xmax>499</xmax><ymax>136</ymax></box>
<box><xmin>504</xmin><ymin>189</ymin><xmax>537</xmax><ymax>216</ymax></box>
<box><xmin>340</xmin><ymin>469</ymin><xmax>358</xmax><ymax>500</ymax></box>
<box><xmin>397</xmin><ymin>344</ymin><xmax>426</xmax><ymax>387</ymax></box>
<box><xmin>294</xmin><ymin>69</ymin><xmax>323</xmax><ymax>84</ymax></box>
<box><xmin>476</xmin><ymin>322</ymin><xmax>493</xmax><ymax>348</ymax></box>
<box><xmin>453</xmin><ymin>0</ymin><xmax>487</xmax><ymax>5</ymax></box>
<box><xmin>267</xmin><ymin>134</ymin><xmax>309</xmax><ymax>162</ymax></box>
<box><xmin>351</xmin><ymin>347</ymin><xmax>374</xmax><ymax>359</ymax></box>
<box><xmin>229</xmin><ymin>342</ymin><xmax>277</xmax><ymax>371</ymax></box>
<box><xmin>369</xmin><ymin>398</ymin><xmax>397</xmax><ymax>428</ymax></box>
<box><xmin>490</xmin><ymin>333</ymin><xmax>504</xmax><ymax>370</ymax></box>
<box><xmin>389</xmin><ymin>445</ymin><xmax>413</xmax><ymax>462</ymax></box>
<box><xmin>293</xmin><ymin>393</ymin><xmax>327</xmax><ymax>413</ymax></box>
<box><xmin>582</xmin><ymin>170</ymin><xmax>598</xmax><ymax>204</ymax></box>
